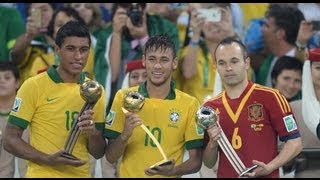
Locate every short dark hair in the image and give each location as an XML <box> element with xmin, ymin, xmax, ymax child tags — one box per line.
<box><xmin>47</xmin><ymin>7</ymin><xmax>86</xmax><ymax>38</ymax></box>
<box><xmin>271</xmin><ymin>56</ymin><xmax>303</xmax><ymax>87</ymax></box>
<box><xmin>55</xmin><ymin>21</ymin><xmax>91</xmax><ymax>48</ymax></box>
<box><xmin>0</xmin><ymin>61</ymin><xmax>20</xmax><ymax>80</ymax></box>
<box><xmin>144</xmin><ymin>34</ymin><xmax>176</xmax><ymax>58</ymax></box>
<box><xmin>214</xmin><ymin>37</ymin><xmax>248</xmax><ymax>60</ymax></box>
<box><xmin>265</xmin><ymin>4</ymin><xmax>304</xmax><ymax>45</ymax></box>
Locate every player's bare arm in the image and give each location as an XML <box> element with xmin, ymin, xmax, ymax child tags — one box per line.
<box><xmin>203</xmin><ymin>125</ymin><xmax>221</xmax><ymax>168</ymax></box>
<box><xmin>78</xmin><ymin>109</ymin><xmax>106</xmax><ymax>159</ymax></box>
<box><xmin>246</xmin><ymin>137</ymin><xmax>302</xmax><ymax>177</ymax></box>
<box><xmin>105</xmin><ymin>111</ymin><xmax>142</xmax><ymax>163</ymax></box>
<box><xmin>3</xmin><ymin>123</ymin><xmax>85</xmax><ymax>167</ymax></box>
<box><xmin>145</xmin><ymin>148</ymin><xmax>202</xmax><ymax>177</ymax></box>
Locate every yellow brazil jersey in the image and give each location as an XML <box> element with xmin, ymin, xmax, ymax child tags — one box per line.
<box><xmin>8</xmin><ymin>66</ymin><xmax>106</xmax><ymax>178</ymax></box>
<box><xmin>24</xmin><ymin>48</ymin><xmax>95</xmax><ymax>83</ymax></box>
<box><xmin>104</xmin><ymin>82</ymin><xmax>204</xmax><ymax>178</ymax></box>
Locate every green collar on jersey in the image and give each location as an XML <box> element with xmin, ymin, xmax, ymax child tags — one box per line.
<box><xmin>138</xmin><ymin>81</ymin><xmax>176</xmax><ymax>100</ymax></box>
<box><xmin>47</xmin><ymin>65</ymin><xmax>85</xmax><ymax>84</ymax></box>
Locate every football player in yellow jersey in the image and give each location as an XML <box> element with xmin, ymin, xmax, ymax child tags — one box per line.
<box><xmin>3</xmin><ymin>21</ymin><xmax>106</xmax><ymax>178</ymax></box>
<box><xmin>104</xmin><ymin>34</ymin><xmax>204</xmax><ymax>178</ymax></box>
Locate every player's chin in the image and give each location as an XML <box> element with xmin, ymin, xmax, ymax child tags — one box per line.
<box><xmin>150</xmin><ymin>78</ymin><xmax>166</xmax><ymax>86</ymax></box>
<box><xmin>69</xmin><ymin>68</ymin><xmax>83</xmax><ymax>75</ymax></box>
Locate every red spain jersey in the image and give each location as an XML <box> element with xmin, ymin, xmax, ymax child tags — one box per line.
<box><xmin>204</xmin><ymin>81</ymin><xmax>300</xmax><ymax>178</ymax></box>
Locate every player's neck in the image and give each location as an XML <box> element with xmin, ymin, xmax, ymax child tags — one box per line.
<box><xmin>224</xmin><ymin>80</ymin><xmax>249</xmax><ymax>99</ymax></box>
<box><xmin>146</xmin><ymin>80</ymin><xmax>171</xmax><ymax>99</ymax></box>
<box><xmin>57</xmin><ymin>66</ymin><xmax>80</xmax><ymax>83</ymax></box>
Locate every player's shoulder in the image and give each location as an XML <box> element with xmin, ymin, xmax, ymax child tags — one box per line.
<box><xmin>175</xmin><ymin>89</ymin><xmax>198</xmax><ymax>102</ymax></box>
<box><xmin>23</xmin><ymin>71</ymin><xmax>49</xmax><ymax>86</ymax></box>
<box><xmin>254</xmin><ymin>83</ymin><xmax>283</xmax><ymax>97</ymax></box>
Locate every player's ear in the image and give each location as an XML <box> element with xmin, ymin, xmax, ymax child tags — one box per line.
<box><xmin>173</xmin><ymin>57</ymin><xmax>178</xmax><ymax>70</ymax></box>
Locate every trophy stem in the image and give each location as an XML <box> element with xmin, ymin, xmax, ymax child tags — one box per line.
<box><xmin>140</xmin><ymin>124</ymin><xmax>168</xmax><ymax>160</ymax></box>
<box><xmin>63</xmin><ymin>102</ymin><xmax>94</xmax><ymax>157</ymax></box>
<box><xmin>215</xmin><ymin>122</ymin><xmax>257</xmax><ymax>176</ymax></box>
<box><xmin>217</xmin><ymin>131</ymin><xmax>245</xmax><ymax>174</ymax></box>
<box><xmin>121</xmin><ymin>107</ymin><xmax>167</xmax><ymax>160</ymax></box>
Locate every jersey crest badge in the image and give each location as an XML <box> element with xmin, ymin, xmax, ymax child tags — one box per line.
<box><xmin>12</xmin><ymin>97</ymin><xmax>22</xmax><ymax>112</ymax></box>
<box><xmin>283</xmin><ymin>114</ymin><xmax>297</xmax><ymax>132</ymax></box>
<box><xmin>169</xmin><ymin>109</ymin><xmax>180</xmax><ymax>123</ymax></box>
<box><xmin>105</xmin><ymin>111</ymin><xmax>116</xmax><ymax>126</ymax></box>
<box><xmin>248</xmin><ymin>103</ymin><xmax>264</xmax><ymax>122</ymax></box>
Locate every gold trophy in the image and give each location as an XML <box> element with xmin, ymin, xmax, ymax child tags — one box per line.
<box><xmin>122</xmin><ymin>91</ymin><xmax>172</xmax><ymax>169</ymax></box>
<box><xmin>61</xmin><ymin>80</ymin><xmax>102</xmax><ymax>160</ymax></box>
<box><xmin>196</xmin><ymin>106</ymin><xmax>257</xmax><ymax>177</ymax></box>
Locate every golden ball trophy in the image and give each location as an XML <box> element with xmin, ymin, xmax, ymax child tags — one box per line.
<box><xmin>122</xmin><ymin>91</ymin><xmax>172</xmax><ymax>169</ymax></box>
<box><xmin>196</xmin><ymin>106</ymin><xmax>257</xmax><ymax>177</ymax></box>
<box><xmin>61</xmin><ymin>80</ymin><xmax>102</xmax><ymax>160</ymax></box>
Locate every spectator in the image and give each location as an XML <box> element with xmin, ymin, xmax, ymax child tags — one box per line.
<box><xmin>68</xmin><ymin>3</ymin><xmax>107</xmax><ymax>49</ymax></box>
<box><xmin>254</xmin><ymin>4</ymin><xmax>304</xmax><ymax>87</ymax></box>
<box><xmin>121</xmin><ymin>59</ymin><xmax>146</xmax><ymax>88</ymax></box>
<box><xmin>0</xmin><ymin>5</ymin><xmax>25</xmax><ymax>61</ymax></box>
<box><xmin>0</xmin><ymin>61</ymin><xmax>20</xmax><ymax>177</ymax></box>
<box><xmin>271</xmin><ymin>56</ymin><xmax>303</xmax><ymax>102</ymax></box>
<box><xmin>289</xmin><ymin>48</ymin><xmax>320</xmax><ymax>177</ymax></box>
<box><xmin>10</xmin><ymin>3</ymin><xmax>55</xmax><ymax>84</ymax></box>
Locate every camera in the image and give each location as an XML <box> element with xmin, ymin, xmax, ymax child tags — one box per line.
<box><xmin>128</xmin><ymin>3</ymin><xmax>143</xmax><ymax>27</ymax></box>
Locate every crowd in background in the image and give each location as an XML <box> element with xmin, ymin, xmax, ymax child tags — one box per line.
<box><xmin>0</xmin><ymin>3</ymin><xmax>320</xmax><ymax>178</ymax></box>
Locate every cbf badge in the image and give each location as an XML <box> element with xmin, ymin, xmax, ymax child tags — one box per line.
<box><xmin>169</xmin><ymin>109</ymin><xmax>180</xmax><ymax>123</ymax></box>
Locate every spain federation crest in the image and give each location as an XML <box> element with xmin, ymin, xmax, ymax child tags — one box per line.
<box><xmin>248</xmin><ymin>103</ymin><xmax>264</xmax><ymax>122</ymax></box>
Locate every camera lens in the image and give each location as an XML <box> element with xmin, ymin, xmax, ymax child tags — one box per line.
<box><xmin>128</xmin><ymin>4</ymin><xmax>143</xmax><ymax>27</ymax></box>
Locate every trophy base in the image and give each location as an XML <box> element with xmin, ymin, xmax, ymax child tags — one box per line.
<box><xmin>149</xmin><ymin>159</ymin><xmax>173</xmax><ymax>170</ymax></box>
<box><xmin>61</xmin><ymin>152</ymin><xmax>80</xmax><ymax>161</ymax></box>
<box><xmin>238</xmin><ymin>164</ymin><xmax>258</xmax><ymax>177</ymax></box>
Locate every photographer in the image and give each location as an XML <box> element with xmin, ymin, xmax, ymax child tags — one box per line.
<box><xmin>10</xmin><ymin>3</ymin><xmax>56</xmax><ymax>84</ymax></box>
<box><xmin>94</xmin><ymin>3</ymin><xmax>180</xmax><ymax>112</ymax></box>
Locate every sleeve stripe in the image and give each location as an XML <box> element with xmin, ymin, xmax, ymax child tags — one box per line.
<box><xmin>185</xmin><ymin>139</ymin><xmax>204</xmax><ymax>150</ymax></box>
<box><xmin>8</xmin><ymin>115</ymin><xmax>29</xmax><ymax>129</ymax></box>
<box><xmin>255</xmin><ymin>86</ymin><xmax>290</xmax><ymax>114</ymax></box>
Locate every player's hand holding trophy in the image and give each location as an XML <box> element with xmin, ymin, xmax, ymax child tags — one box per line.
<box><xmin>196</xmin><ymin>106</ymin><xmax>257</xmax><ymax>177</ymax></box>
<box><xmin>122</xmin><ymin>91</ymin><xmax>173</xmax><ymax>170</ymax></box>
<box><xmin>61</xmin><ymin>80</ymin><xmax>102</xmax><ymax>160</ymax></box>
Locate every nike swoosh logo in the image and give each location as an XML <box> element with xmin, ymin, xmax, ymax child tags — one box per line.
<box><xmin>47</xmin><ymin>97</ymin><xmax>59</xmax><ymax>102</ymax></box>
